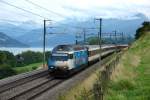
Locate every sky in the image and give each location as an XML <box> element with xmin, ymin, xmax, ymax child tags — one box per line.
<box><xmin>0</xmin><ymin>0</ymin><xmax>149</xmax><ymax>25</ymax></box>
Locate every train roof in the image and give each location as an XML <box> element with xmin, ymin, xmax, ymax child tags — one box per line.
<box><xmin>52</xmin><ymin>44</ymin><xmax>87</xmax><ymax>52</ymax></box>
<box><xmin>85</xmin><ymin>45</ymin><xmax>116</xmax><ymax>50</ymax></box>
<box><xmin>52</xmin><ymin>44</ymin><xmax>128</xmax><ymax>53</ymax></box>
<box><xmin>52</xmin><ymin>44</ymin><xmax>118</xmax><ymax>52</ymax></box>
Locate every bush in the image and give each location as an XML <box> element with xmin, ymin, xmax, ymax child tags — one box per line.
<box><xmin>15</xmin><ymin>51</ymin><xmax>51</xmax><ymax>67</ymax></box>
<box><xmin>0</xmin><ymin>50</ymin><xmax>51</xmax><ymax>68</ymax></box>
<box><xmin>109</xmin><ymin>79</ymin><xmax>135</xmax><ymax>91</ymax></box>
<box><xmin>32</xmin><ymin>66</ymin><xmax>37</xmax><ymax>70</ymax></box>
<box><xmin>45</xmin><ymin>51</ymin><xmax>51</xmax><ymax>60</ymax></box>
<box><xmin>16</xmin><ymin>51</ymin><xmax>43</xmax><ymax>66</ymax></box>
<box><xmin>0</xmin><ymin>64</ymin><xmax>16</xmax><ymax>79</ymax></box>
<box><xmin>0</xmin><ymin>51</ymin><xmax>16</xmax><ymax>67</ymax></box>
<box><xmin>0</xmin><ymin>51</ymin><xmax>17</xmax><ymax>79</ymax></box>
<box><xmin>87</xmin><ymin>37</ymin><xmax>106</xmax><ymax>45</ymax></box>
<box><xmin>0</xmin><ymin>50</ymin><xmax>51</xmax><ymax>79</ymax></box>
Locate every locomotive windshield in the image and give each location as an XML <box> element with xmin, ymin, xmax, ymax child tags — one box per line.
<box><xmin>53</xmin><ymin>45</ymin><xmax>72</xmax><ymax>53</ymax></box>
<box><xmin>52</xmin><ymin>45</ymin><xmax>73</xmax><ymax>52</ymax></box>
<box><xmin>52</xmin><ymin>45</ymin><xmax>87</xmax><ymax>53</ymax></box>
<box><xmin>51</xmin><ymin>56</ymin><xmax>68</xmax><ymax>61</ymax></box>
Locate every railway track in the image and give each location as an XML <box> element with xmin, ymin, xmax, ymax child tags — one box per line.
<box><xmin>0</xmin><ymin>69</ymin><xmax>61</xmax><ymax>100</ymax></box>
<box><xmin>0</xmin><ymin>69</ymin><xmax>49</xmax><ymax>94</ymax></box>
<box><xmin>8</xmin><ymin>79</ymin><xmax>63</xmax><ymax>100</ymax></box>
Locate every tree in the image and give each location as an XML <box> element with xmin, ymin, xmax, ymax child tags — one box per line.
<box><xmin>0</xmin><ymin>51</ymin><xmax>16</xmax><ymax>67</ymax></box>
<box><xmin>0</xmin><ymin>64</ymin><xmax>17</xmax><ymax>79</ymax></box>
<box><xmin>86</xmin><ymin>37</ymin><xmax>104</xmax><ymax>45</ymax></box>
<box><xmin>0</xmin><ymin>51</ymin><xmax>16</xmax><ymax>79</ymax></box>
<box><xmin>16</xmin><ymin>51</ymin><xmax>43</xmax><ymax>66</ymax></box>
<box><xmin>135</xmin><ymin>21</ymin><xmax>150</xmax><ymax>39</ymax></box>
<box><xmin>45</xmin><ymin>51</ymin><xmax>51</xmax><ymax>61</ymax></box>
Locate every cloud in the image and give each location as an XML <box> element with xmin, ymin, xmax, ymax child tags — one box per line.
<box><xmin>0</xmin><ymin>0</ymin><xmax>149</xmax><ymax>25</ymax></box>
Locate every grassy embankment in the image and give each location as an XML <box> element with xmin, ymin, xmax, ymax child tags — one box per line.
<box><xmin>58</xmin><ymin>54</ymin><xmax>117</xmax><ymax>100</ymax></box>
<box><xmin>13</xmin><ymin>62</ymin><xmax>43</xmax><ymax>74</ymax></box>
<box><xmin>105</xmin><ymin>32</ymin><xmax>150</xmax><ymax>100</ymax></box>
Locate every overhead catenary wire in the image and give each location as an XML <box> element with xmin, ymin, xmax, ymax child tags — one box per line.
<box><xmin>25</xmin><ymin>1</ymin><xmax>91</xmax><ymax>29</ymax></box>
<box><xmin>0</xmin><ymin>3</ymin><xmax>43</xmax><ymax>23</ymax></box>
<box><xmin>51</xmin><ymin>20</ymin><xmax>100</xmax><ymax>29</ymax></box>
<box><xmin>0</xmin><ymin>0</ymin><xmax>99</xmax><ymax>32</ymax></box>
<box><xmin>0</xmin><ymin>19</ymin><xmax>26</xmax><ymax>23</ymax></box>
<box><xmin>25</xmin><ymin>0</ymin><xmax>67</xmax><ymax>18</ymax></box>
<box><xmin>0</xmin><ymin>0</ymin><xmax>48</xmax><ymax>20</ymax></box>
<box><xmin>25</xmin><ymin>0</ymin><xmax>87</xmax><ymax>24</ymax></box>
<box><xmin>0</xmin><ymin>0</ymin><xmax>93</xmax><ymax>29</ymax></box>
<box><xmin>0</xmin><ymin>6</ymin><xmax>35</xmax><ymax>20</ymax></box>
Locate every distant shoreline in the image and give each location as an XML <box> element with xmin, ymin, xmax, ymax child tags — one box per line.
<box><xmin>0</xmin><ymin>47</ymin><xmax>53</xmax><ymax>55</ymax></box>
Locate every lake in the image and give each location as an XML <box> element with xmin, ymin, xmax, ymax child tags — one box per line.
<box><xmin>0</xmin><ymin>47</ymin><xmax>53</xmax><ymax>55</ymax></box>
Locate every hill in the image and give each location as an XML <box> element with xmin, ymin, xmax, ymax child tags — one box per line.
<box><xmin>17</xmin><ymin>17</ymin><xmax>144</xmax><ymax>47</ymax></box>
<box><xmin>0</xmin><ymin>23</ymin><xmax>30</xmax><ymax>38</ymax></box>
<box><xmin>0</xmin><ymin>32</ymin><xmax>28</xmax><ymax>47</ymax></box>
<box><xmin>106</xmin><ymin>31</ymin><xmax>150</xmax><ymax>99</ymax></box>
<box><xmin>0</xmin><ymin>13</ymin><xmax>146</xmax><ymax>47</ymax></box>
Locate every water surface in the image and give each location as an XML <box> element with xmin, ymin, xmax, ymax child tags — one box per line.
<box><xmin>0</xmin><ymin>47</ymin><xmax>53</xmax><ymax>55</ymax></box>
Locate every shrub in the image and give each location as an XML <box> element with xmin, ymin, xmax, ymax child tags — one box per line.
<box><xmin>16</xmin><ymin>51</ymin><xmax>43</xmax><ymax>66</ymax></box>
<box><xmin>109</xmin><ymin>79</ymin><xmax>135</xmax><ymax>91</ymax></box>
<box><xmin>87</xmin><ymin>37</ymin><xmax>106</xmax><ymax>45</ymax></box>
<box><xmin>0</xmin><ymin>51</ymin><xmax>16</xmax><ymax>67</ymax></box>
<box><xmin>32</xmin><ymin>66</ymin><xmax>37</xmax><ymax>70</ymax></box>
<box><xmin>0</xmin><ymin>64</ymin><xmax>16</xmax><ymax>79</ymax></box>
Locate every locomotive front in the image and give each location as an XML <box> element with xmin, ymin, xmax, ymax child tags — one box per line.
<box><xmin>48</xmin><ymin>45</ymin><xmax>73</xmax><ymax>72</ymax></box>
<box><xmin>48</xmin><ymin>44</ymin><xmax>89</xmax><ymax>76</ymax></box>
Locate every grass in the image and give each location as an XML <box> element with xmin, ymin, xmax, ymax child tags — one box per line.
<box><xmin>13</xmin><ymin>62</ymin><xmax>43</xmax><ymax>74</ymax></box>
<box><xmin>105</xmin><ymin>32</ymin><xmax>150</xmax><ymax>100</ymax></box>
<box><xmin>58</xmin><ymin>69</ymin><xmax>98</xmax><ymax>100</ymax></box>
<box><xmin>58</xmin><ymin>54</ymin><xmax>117</xmax><ymax>100</ymax></box>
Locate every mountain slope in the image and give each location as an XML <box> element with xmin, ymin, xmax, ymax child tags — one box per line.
<box><xmin>17</xmin><ymin>17</ymin><xmax>145</xmax><ymax>47</ymax></box>
<box><xmin>0</xmin><ymin>13</ymin><xmax>147</xmax><ymax>47</ymax></box>
<box><xmin>0</xmin><ymin>32</ymin><xmax>28</xmax><ymax>47</ymax></box>
<box><xmin>18</xmin><ymin>29</ymin><xmax>76</xmax><ymax>47</ymax></box>
<box><xmin>0</xmin><ymin>23</ymin><xmax>30</xmax><ymax>38</ymax></box>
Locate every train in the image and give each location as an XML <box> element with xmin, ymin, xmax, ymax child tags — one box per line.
<box><xmin>47</xmin><ymin>44</ymin><xmax>125</xmax><ymax>77</ymax></box>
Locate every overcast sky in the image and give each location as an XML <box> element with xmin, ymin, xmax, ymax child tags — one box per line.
<box><xmin>0</xmin><ymin>0</ymin><xmax>149</xmax><ymax>25</ymax></box>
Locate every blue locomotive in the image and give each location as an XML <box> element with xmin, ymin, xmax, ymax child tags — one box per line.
<box><xmin>48</xmin><ymin>44</ymin><xmax>116</xmax><ymax>76</ymax></box>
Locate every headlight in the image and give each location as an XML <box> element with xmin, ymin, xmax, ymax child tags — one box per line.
<box><xmin>50</xmin><ymin>66</ymin><xmax>54</xmax><ymax>68</ymax></box>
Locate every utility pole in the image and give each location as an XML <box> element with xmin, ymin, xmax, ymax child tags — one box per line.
<box><xmin>110</xmin><ymin>33</ymin><xmax>112</xmax><ymax>44</ymax></box>
<box><xmin>75</xmin><ymin>36</ymin><xmax>78</xmax><ymax>45</ymax></box>
<box><xmin>113</xmin><ymin>30</ymin><xmax>117</xmax><ymax>53</ymax></box>
<box><xmin>83</xmin><ymin>28</ymin><xmax>86</xmax><ymax>45</ymax></box>
<box><xmin>121</xmin><ymin>32</ymin><xmax>124</xmax><ymax>44</ymax></box>
<box><xmin>43</xmin><ymin>19</ymin><xmax>51</xmax><ymax>68</ymax></box>
<box><xmin>75</xmin><ymin>33</ymin><xmax>78</xmax><ymax>45</ymax></box>
<box><xmin>75</xmin><ymin>33</ymin><xmax>79</xmax><ymax>45</ymax></box>
<box><xmin>94</xmin><ymin>18</ymin><xmax>102</xmax><ymax>64</ymax></box>
<box><xmin>82</xmin><ymin>27</ymin><xmax>97</xmax><ymax>45</ymax></box>
<box><xmin>112</xmin><ymin>30</ymin><xmax>117</xmax><ymax>45</ymax></box>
